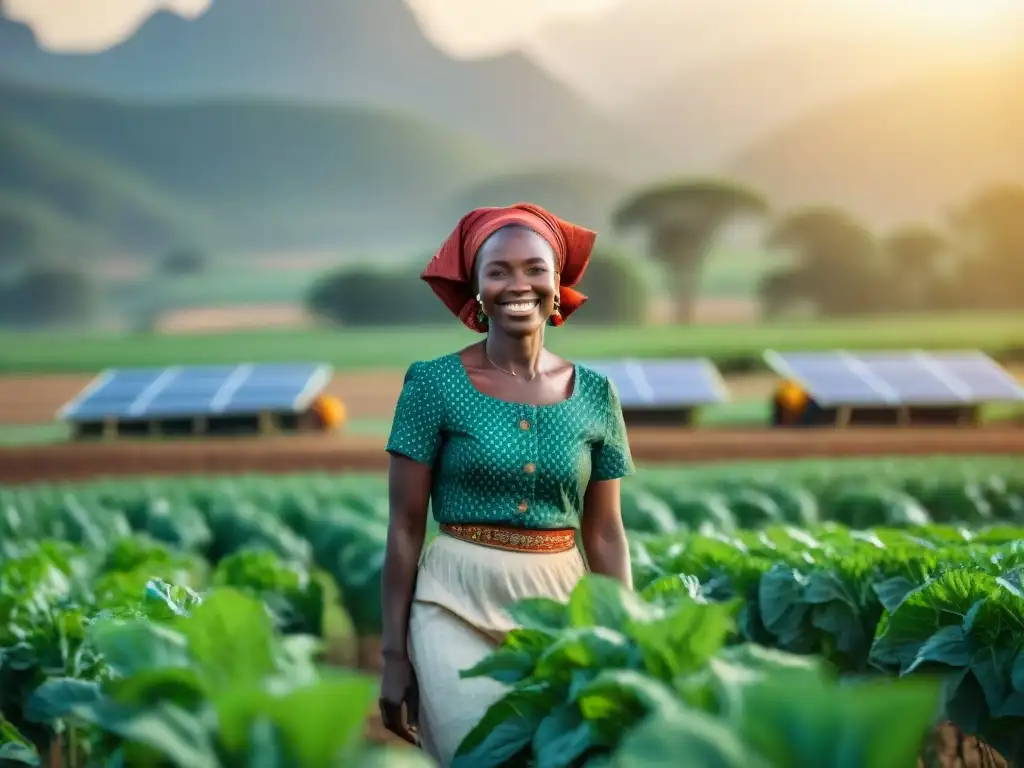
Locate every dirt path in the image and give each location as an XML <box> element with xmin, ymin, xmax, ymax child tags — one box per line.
<box><xmin>2</xmin><ymin>426</ymin><xmax>1022</xmax><ymax>484</ymax></box>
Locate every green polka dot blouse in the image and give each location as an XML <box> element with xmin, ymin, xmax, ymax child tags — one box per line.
<box><xmin>386</xmin><ymin>353</ymin><xmax>635</xmax><ymax>530</ymax></box>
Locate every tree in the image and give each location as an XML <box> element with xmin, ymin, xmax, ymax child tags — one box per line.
<box><xmin>572</xmin><ymin>248</ymin><xmax>654</xmax><ymax>325</ymax></box>
<box><xmin>612</xmin><ymin>178</ymin><xmax>769</xmax><ymax>323</ymax></box>
<box><xmin>0</xmin><ymin>264</ymin><xmax>99</xmax><ymax>328</ymax></box>
<box><xmin>948</xmin><ymin>182</ymin><xmax>1024</xmax><ymax>309</ymax></box>
<box><xmin>307</xmin><ymin>265</ymin><xmax>451</xmax><ymax>326</ymax></box>
<box><xmin>159</xmin><ymin>246</ymin><xmax>208</xmax><ymax>276</ymax></box>
<box><xmin>881</xmin><ymin>225</ymin><xmax>948</xmax><ymax>312</ymax></box>
<box><xmin>759</xmin><ymin>206</ymin><xmax>884</xmax><ymax>318</ymax></box>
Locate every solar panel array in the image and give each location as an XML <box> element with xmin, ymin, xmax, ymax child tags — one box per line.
<box><xmin>58</xmin><ymin>363</ymin><xmax>333</xmax><ymax>421</ymax></box>
<box><xmin>581</xmin><ymin>358</ymin><xmax>728</xmax><ymax>408</ymax></box>
<box><xmin>764</xmin><ymin>350</ymin><xmax>1024</xmax><ymax>407</ymax></box>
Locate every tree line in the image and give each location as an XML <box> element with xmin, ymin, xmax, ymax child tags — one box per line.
<box><xmin>309</xmin><ymin>178</ymin><xmax>1024</xmax><ymax>326</ymax></box>
<box><xmin>612</xmin><ymin>178</ymin><xmax>1024</xmax><ymax>321</ymax></box>
<box><xmin>1</xmin><ymin>177</ymin><xmax>1020</xmax><ymax>329</ymax></box>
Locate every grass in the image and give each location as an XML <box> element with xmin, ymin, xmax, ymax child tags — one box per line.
<box><xmin>1</xmin><ymin>312</ymin><xmax>1022</xmax><ymax>374</ymax></box>
<box><xmin>635</xmin><ymin>454</ymin><xmax>1024</xmax><ymax>482</ymax></box>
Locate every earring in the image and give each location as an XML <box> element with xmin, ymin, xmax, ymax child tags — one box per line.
<box><xmin>476</xmin><ymin>293</ymin><xmax>488</xmax><ymax>327</ymax></box>
<box><xmin>548</xmin><ymin>296</ymin><xmax>563</xmax><ymax>327</ymax></box>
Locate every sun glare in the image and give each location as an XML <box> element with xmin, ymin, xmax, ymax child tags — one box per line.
<box><xmin>873</xmin><ymin>0</ymin><xmax>1022</xmax><ymax>29</ymax></box>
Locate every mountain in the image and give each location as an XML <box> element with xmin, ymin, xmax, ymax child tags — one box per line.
<box><xmin>0</xmin><ymin>0</ymin><xmax>660</xmax><ymax>177</ymax></box>
<box><xmin>443</xmin><ymin>168</ymin><xmax>627</xmax><ymax>232</ymax></box>
<box><xmin>0</xmin><ymin>110</ymin><xmax>199</xmax><ymax>258</ymax></box>
<box><xmin>0</xmin><ymin>80</ymin><xmax>508</xmax><ymax>252</ymax></box>
<box><xmin>529</xmin><ymin>0</ymin><xmax>1024</xmax><ymax>110</ymax></box>
<box><xmin>727</xmin><ymin>56</ymin><xmax>1024</xmax><ymax>226</ymax></box>
<box><xmin>620</xmin><ymin>37</ymin><xmax>999</xmax><ymax>171</ymax></box>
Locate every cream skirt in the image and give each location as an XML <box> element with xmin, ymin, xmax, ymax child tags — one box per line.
<box><xmin>407</xmin><ymin>532</ymin><xmax>587</xmax><ymax>767</ymax></box>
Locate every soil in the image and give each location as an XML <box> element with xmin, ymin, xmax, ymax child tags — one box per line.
<box><xmin>1</xmin><ymin>426</ymin><xmax>1023</xmax><ymax>484</ymax></box>
<box><xmin>155</xmin><ymin>304</ymin><xmax>312</xmax><ymax>334</ymax></box>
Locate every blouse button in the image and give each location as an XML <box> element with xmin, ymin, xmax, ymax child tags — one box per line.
<box><xmin>517</xmin><ymin>501</ymin><xmax>528</xmax><ymax>513</ymax></box>
<box><xmin>519</xmin><ymin>419</ymin><xmax>530</xmax><ymax>431</ymax></box>
<box><xmin>523</xmin><ymin>463</ymin><xmax>535</xmax><ymax>474</ymax></box>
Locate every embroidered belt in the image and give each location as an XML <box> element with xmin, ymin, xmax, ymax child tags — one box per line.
<box><xmin>439</xmin><ymin>523</ymin><xmax>576</xmax><ymax>554</ymax></box>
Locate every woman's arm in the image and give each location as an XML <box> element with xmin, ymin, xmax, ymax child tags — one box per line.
<box><xmin>581</xmin><ymin>478</ymin><xmax>632</xmax><ymax>589</ymax></box>
<box><xmin>381</xmin><ymin>454</ymin><xmax>431</xmax><ymax>659</ymax></box>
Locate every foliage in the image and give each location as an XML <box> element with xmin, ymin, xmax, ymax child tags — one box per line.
<box><xmin>159</xmin><ymin>247</ymin><xmax>209</xmax><ymax>276</ymax></box>
<box><xmin>613</xmin><ymin>177</ymin><xmax>769</xmax><ymax>322</ymax></box>
<box><xmin>454</xmin><ymin>573</ymin><xmax>943</xmax><ymax>768</ymax></box>
<box><xmin>628</xmin><ymin>524</ymin><xmax>1024</xmax><ymax>763</ymax></box>
<box><xmin>306</xmin><ymin>266</ymin><xmax>453</xmax><ymax>327</ymax></box>
<box><xmin>0</xmin><ymin>575</ymin><xmax>427</xmax><ymax>767</ymax></box>
<box><xmin>762</xmin><ymin>183</ymin><xmax>1024</xmax><ymax>318</ymax></box>
<box><xmin>561</xmin><ymin>249</ymin><xmax>654</xmax><ymax>325</ymax></box>
<box><xmin>759</xmin><ymin>206</ymin><xmax>886</xmax><ymax>318</ymax></box>
<box><xmin>0</xmin><ymin>265</ymin><xmax>100</xmax><ymax>329</ymax></box>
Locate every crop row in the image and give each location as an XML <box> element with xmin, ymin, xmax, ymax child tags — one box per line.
<box><xmin>456</xmin><ymin>525</ymin><xmax>1024</xmax><ymax>766</ymax></box>
<box><xmin>3</xmin><ymin>465</ymin><xmax>1024</xmax><ymax>766</ymax></box>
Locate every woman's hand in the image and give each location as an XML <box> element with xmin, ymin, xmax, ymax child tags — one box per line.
<box><xmin>379</xmin><ymin>654</ymin><xmax>419</xmax><ymax>745</ymax></box>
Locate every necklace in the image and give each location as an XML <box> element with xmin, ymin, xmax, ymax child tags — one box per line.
<box><xmin>484</xmin><ymin>343</ymin><xmax>541</xmax><ymax>380</ymax></box>
<box><xmin>484</xmin><ymin>345</ymin><xmax>518</xmax><ymax>377</ymax></box>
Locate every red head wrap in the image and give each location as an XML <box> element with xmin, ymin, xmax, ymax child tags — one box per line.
<box><xmin>421</xmin><ymin>202</ymin><xmax>597</xmax><ymax>333</ymax></box>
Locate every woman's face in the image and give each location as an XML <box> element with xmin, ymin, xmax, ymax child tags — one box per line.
<box><xmin>475</xmin><ymin>226</ymin><xmax>559</xmax><ymax>336</ymax></box>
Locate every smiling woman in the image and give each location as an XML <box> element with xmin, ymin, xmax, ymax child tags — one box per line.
<box><xmin>378</xmin><ymin>202</ymin><xmax>635</xmax><ymax>766</ymax></box>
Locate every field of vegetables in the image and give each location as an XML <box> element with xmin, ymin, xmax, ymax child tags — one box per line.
<box><xmin>2</xmin><ymin>456</ymin><xmax>1024</xmax><ymax>766</ymax></box>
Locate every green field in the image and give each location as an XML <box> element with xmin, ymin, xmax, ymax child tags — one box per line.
<box><xmin>3</xmin><ymin>459</ymin><xmax>1024</xmax><ymax>764</ymax></box>
<box><xmin>2</xmin><ymin>312</ymin><xmax>1023</xmax><ymax>374</ymax></box>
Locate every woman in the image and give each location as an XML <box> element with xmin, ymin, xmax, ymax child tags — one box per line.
<box><xmin>379</xmin><ymin>202</ymin><xmax>634</xmax><ymax>766</ymax></box>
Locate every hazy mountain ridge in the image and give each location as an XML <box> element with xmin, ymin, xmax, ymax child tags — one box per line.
<box><xmin>0</xmin><ymin>0</ymin><xmax>662</xmax><ymax>177</ymax></box>
<box><xmin>0</xmin><ymin>79</ymin><xmax>512</xmax><ymax>252</ymax></box>
<box><xmin>728</xmin><ymin>55</ymin><xmax>1024</xmax><ymax>225</ymax></box>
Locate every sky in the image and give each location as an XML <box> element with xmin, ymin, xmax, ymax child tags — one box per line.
<box><xmin>7</xmin><ymin>0</ymin><xmax>1021</xmax><ymax>54</ymax></box>
<box><xmin>3</xmin><ymin>0</ymin><xmax>623</xmax><ymax>53</ymax></box>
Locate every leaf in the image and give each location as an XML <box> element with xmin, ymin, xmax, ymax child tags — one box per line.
<box><xmin>460</xmin><ymin>629</ymin><xmax>552</xmax><ymax>685</ymax></box>
<box><xmin>629</xmin><ymin>600</ymin><xmax>735</xmax><ymax>679</ymax></box>
<box><xmin>24</xmin><ymin>677</ymin><xmax>102</xmax><ymax>724</ymax></box>
<box><xmin>63</xmin><ymin>699</ymin><xmax>219</xmax><ymax>768</ymax></box>
<box><xmin>871</xmin><ymin>570</ymin><xmax>991</xmax><ymax>673</ymax></box>
<box><xmin>969</xmin><ymin>646</ymin><xmax>1017</xmax><ymax>717</ymax></box>
<box><xmin>89</xmin><ymin>618</ymin><xmax>192</xmax><ymax>677</ymax></box>
<box><xmin>1012</xmin><ymin>649</ymin><xmax>1024</xmax><ymax>692</ymax></box>
<box><xmin>533</xmin><ymin>627</ymin><xmax>634</xmax><ymax>681</ymax></box>
<box><xmin>609</xmin><ymin>707</ymin><xmax>766</xmax><ymax>768</ymax></box>
<box><xmin>173</xmin><ymin>589</ymin><xmax>277</xmax><ymax>688</ymax></box>
<box><xmin>217</xmin><ymin>671</ymin><xmax>377</xmax><ymax>766</ymax></box>
<box><xmin>872</xmin><ymin>577</ymin><xmax>919</xmax><ymax>613</ymax></box>
<box><xmin>0</xmin><ymin>742</ymin><xmax>40</xmax><ymax>766</ymax></box>
<box><xmin>453</xmin><ymin>685</ymin><xmax>557</xmax><ymax>768</ymax></box>
<box><xmin>505</xmin><ymin>597</ymin><xmax>570</xmax><ymax>634</ymax></box>
<box><xmin>738</xmin><ymin>673</ymin><xmax>941</xmax><ymax>768</ymax></box>
<box><xmin>566</xmin><ymin>575</ymin><xmax>660</xmax><ymax>631</ymax></box>
<box><xmin>532</xmin><ymin>704</ymin><xmax>593</xmax><ymax>768</ymax></box>
<box><xmin>575</xmin><ymin>669</ymin><xmax>681</xmax><ymax>746</ymax></box>
<box><xmin>903</xmin><ymin>625</ymin><xmax>970</xmax><ymax>674</ymax></box>
<box><xmin>105</xmin><ymin>667</ymin><xmax>207</xmax><ymax>711</ymax></box>
<box><xmin>757</xmin><ymin>566</ymin><xmax>812</xmax><ymax>651</ymax></box>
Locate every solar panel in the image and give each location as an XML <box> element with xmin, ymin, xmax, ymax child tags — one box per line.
<box><xmin>927</xmin><ymin>352</ymin><xmax>1024</xmax><ymax>402</ymax></box>
<box><xmin>764</xmin><ymin>350</ymin><xmax>1024</xmax><ymax>407</ymax></box>
<box><xmin>580</xmin><ymin>358</ymin><xmax>727</xmax><ymax>407</ymax></box>
<box><xmin>58</xmin><ymin>363</ymin><xmax>332</xmax><ymax>421</ymax></box>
